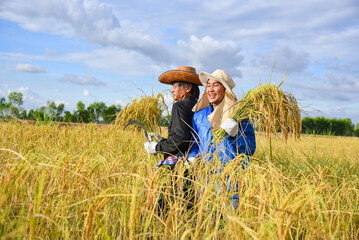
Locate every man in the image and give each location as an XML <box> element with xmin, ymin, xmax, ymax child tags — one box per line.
<box><xmin>144</xmin><ymin>66</ymin><xmax>201</xmax><ymax>170</ymax></box>
<box><xmin>188</xmin><ymin>69</ymin><xmax>256</xmax><ymax>209</ymax></box>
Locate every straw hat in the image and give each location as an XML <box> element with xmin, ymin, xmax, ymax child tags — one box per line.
<box><xmin>158</xmin><ymin>66</ymin><xmax>202</xmax><ymax>86</ymax></box>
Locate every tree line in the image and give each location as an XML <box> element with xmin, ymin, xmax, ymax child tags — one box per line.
<box><xmin>0</xmin><ymin>91</ymin><xmax>122</xmax><ymax>124</ymax></box>
<box><xmin>302</xmin><ymin>116</ymin><xmax>359</xmax><ymax>137</ymax></box>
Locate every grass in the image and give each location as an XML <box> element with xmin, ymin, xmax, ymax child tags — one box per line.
<box><xmin>0</xmin><ymin>121</ymin><xmax>358</xmax><ymax>239</ymax></box>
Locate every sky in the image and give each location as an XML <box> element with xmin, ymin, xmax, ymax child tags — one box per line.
<box><xmin>0</xmin><ymin>0</ymin><xmax>358</xmax><ymax>124</ymax></box>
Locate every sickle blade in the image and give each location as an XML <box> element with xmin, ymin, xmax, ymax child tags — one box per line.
<box><xmin>123</xmin><ymin>120</ymin><xmax>151</xmax><ymax>142</ymax></box>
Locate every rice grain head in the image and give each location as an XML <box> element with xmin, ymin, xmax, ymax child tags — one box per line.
<box><xmin>116</xmin><ymin>92</ymin><xmax>168</xmax><ymax>133</ymax></box>
<box><xmin>212</xmin><ymin>82</ymin><xmax>302</xmax><ymax>143</ymax></box>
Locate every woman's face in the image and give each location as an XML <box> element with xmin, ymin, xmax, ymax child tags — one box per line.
<box><xmin>206</xmin><ymin>79</ymin><xmax>225</xmax><ymax>106</ymax></box>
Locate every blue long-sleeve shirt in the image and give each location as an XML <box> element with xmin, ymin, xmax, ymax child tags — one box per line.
<box><xmin>188</xmin><ymin>105</ymin><xmax>256</xmax><ymax>199</ymax></box>
<box><xmin>189</xmin><ymin>105</ymin><xmax>256</xmax><ymax>166</ymax></box>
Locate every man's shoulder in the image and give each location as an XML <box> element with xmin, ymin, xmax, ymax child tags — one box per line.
<box><xmin>174</xmin><ymin>96</ymin><xmax>197</xmax><ymax>108</ymax></box>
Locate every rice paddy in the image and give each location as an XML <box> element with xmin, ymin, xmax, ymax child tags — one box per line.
<box><xmin>0</xmin><ymin>120</ymin><xmax>358</xmax><ymax>239</ymax></box>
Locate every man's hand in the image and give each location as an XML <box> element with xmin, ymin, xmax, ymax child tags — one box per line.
<box><xmin>221</xmin><ymin>118</ymin><xmax>238</xmax><ymax>137</ymax></box>
<box><xmin>144</xmin><ymin>141</ymin><xmax>157</xmax><ymax>154</ymax></box>
<box><xmin>148</xmin><ymin>132</ymin><xmax>163</xmax><ymax>142</ymax></box>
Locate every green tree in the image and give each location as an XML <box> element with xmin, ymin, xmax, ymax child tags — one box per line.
<box><xmin>28</xmin><ymin>109</ymin><xmax>36</xmax><ymax>120</ymax></box>
<box><xmin>20</xmin><ymin>110</ymin><xmax>27</xmax><ymax>119</ymax></box>
<box><xmin>47</xmin><ymin>101</ymin><xmax>57</xmax><ymax>119</ymax></box>
<box><xmin>159</xmin><ymin>114</ymin><xmax>171</xmax><ymax>127</ymax></box>
<box><xmin>57</xmin><ymin>103</ymin><xmax>65</xmax><ymax>121</ymax></box>
<box><xmin>75</xmin><ymin>101</ymin><xmax>90</xmax><ymax>123</ymax></box>
<box><xmin>63</xmin><ymin>111</ymin><xmax>75</xmax><ymax>122</ymax></box>
<box><xmin>0</xmin><ymin>97</ymin><xmax>6</xmax><ymax>118</ymax></box>
<box><xmin>77</xmin><ymin>101</ymin><xmax>85</xmax><ymax>111</ymax></box>
<box><xmin>10</xmin><ymin>106</ymin><xmax>19</xmax><ymax>118</ymax></box>
<box><xmin>8</xmin><ymin>92</ymin><xmax>23</xmax><ymax>109</ymax></box>
<box><xmin>88</xmin><ymin>102</ymin><xmax>106</xmax><ymax>123</ymax></box>
<box><xmin>34</xmin><ymin>109</ymin><xmax>44</xmax><ymax>122</ymax></box>
<box><xmin>102</xmin><ymin>104</ymin><xmax>116</xmax><ymax>123</ymax></box>
<box><xmin>3</xmin><ymin>102</ymin><xmax>12</xmax><ymax>117</ymax></box>
<box><xmin>354</xmin><ymin>123</ymin><xmax>359</xmax><ymax>137</ymax></box>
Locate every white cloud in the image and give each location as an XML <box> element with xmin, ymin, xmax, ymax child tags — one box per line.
<box><xmin>83</xmin><ymin>89</ymin><xmax>89</xmax><ymax>96</ymax></box>
<box><xmin>54</xmin><ymin>100</ymin><xmax>68</xmax><ymax>106</ymax></box>
<box><xmin>285</xmin><ymin>73</ymin><xmax>359</xmax><ymax>103</ymax></box>
<box><xmin>15</xmin><ymin>64</ymin><xmax>46</xmax><ymax>73</ymax></box>
<box><xmin>19</xmin><ymin>86</ymin><xmax>29</xmax><ymax>93</ymax></box>
<box><xmin>58</xmin><ymin>73</ymin><xmax>105</xmax><ymax>86</ymax></box>
<box><xmin>114</xmin><ymin>99</ymin><xmax>127</xmax><ymax>107</ymax></box>
<box><xmin>335</xmin><ymin>106</ymin><xmax>343</xmax><ymax>111</ymax></box>
<box><xmin>0</xmin><ymin>0</ymin><xmax>120</xmax><ymax>37</ymax></box>
<box><xmin>253</xmin><ymin>46</ymin><xmax>310</xmax><ymax>73</ymax></box>
<box><xmin>64</xmin><ymin>48</ymin><xmax>159</xmax><ymax>75</ymax></box>
<box><xmin>177</xmin><ymin>35</ymin><xmax>244</xmax><ymax>77</ymax></box>
<box><xmin>14</xmin><ymin>86</ymin><xmax>43</xmax><ymax>105</ymax></box>
<box><xmin>45</xmin><ymin>48</ymin><xmax>59</xmax><ymax>56</ymax></box>
<box><xmin>0</xmin><ymin>0</ymin><xmax>171</xmax><ymax>62</ymax></box>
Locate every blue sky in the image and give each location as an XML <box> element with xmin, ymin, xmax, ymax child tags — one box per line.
<box><xmin>0</xmin><ymin>0</ymin><xmax>358</xmax><ymax>124</ymax></box>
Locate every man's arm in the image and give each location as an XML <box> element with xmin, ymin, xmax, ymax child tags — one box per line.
<box><xmin>156</xmin><ymin>101</ymin><xmax>193</xmax><ymax>155</ymax></box>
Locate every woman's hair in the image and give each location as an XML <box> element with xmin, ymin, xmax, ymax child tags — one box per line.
<box><xmin>175</xmin><ymin>81</ymin><xmax>200</xmax><ymax>100</ymax></box>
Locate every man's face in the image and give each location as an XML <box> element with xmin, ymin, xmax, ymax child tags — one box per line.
<box><xmin>171</xmin><ymin>82</ymin><xmax>189</xmax><ymax>101</ymax></box>
<box><xmin>206</xmin><ymin>79</ymin><xmax>225</xmax><ymax>105</ymax></box>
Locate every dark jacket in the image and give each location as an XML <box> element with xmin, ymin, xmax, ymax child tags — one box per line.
<box><xmin>156</xmin><ymin>96</ymin><xmax>197</xmax><ymax>159</ymax></box>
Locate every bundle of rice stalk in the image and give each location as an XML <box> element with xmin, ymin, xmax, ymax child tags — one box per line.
<box><xmin>212</xmin><ymin>81</ymin><xmax>301</xmax><ymax>143</ymax></box>
<box><xmin>116</xmin><ymin>92</ymin><xmax>168</xmax><ymax>133</ymax></box>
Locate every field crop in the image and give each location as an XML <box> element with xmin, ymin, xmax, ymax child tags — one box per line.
<box><xmin>0</xmin><ymin>121</ymin><xmax>358</xmax><ymax>239</ymax></box>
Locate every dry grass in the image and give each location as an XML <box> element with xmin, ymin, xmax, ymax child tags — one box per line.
<box><xmin>1</xmin><ymin>121</ymin><xmax>358</xmax><ymax>239</ymax></box>
<box><xmin>213</xmin><ymin>81</ymin><xmax>302</xmax><ymax>143</ymax></box>
<box><xmin>115</xmin><ymin>93</ymin><xmax>167</xmax><ymax>133</ymax></box>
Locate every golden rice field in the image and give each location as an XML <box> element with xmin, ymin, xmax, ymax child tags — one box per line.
<box><xmin>0</xmin><ymin>121</ymin><xmax>358</xmax><ymax>239</ymax></box>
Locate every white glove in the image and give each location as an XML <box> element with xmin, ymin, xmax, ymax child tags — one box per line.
<box><xmin>144</xmin><ymin>141</ymin><xmax>157</xmax><ymax>154</ymax></box>
<box><xmin>185</xmin><ymin>157</ymin><xmax>196</xmax><ymax>168</ymax></box>
<box><xmin>221</xmin><ymin>118</ymin><xmax>238</xmax><ymax>137</ymax></box>
<box><xmin>187</xmin><ymin>157</ymin><xmax>196</xmax><ymax>163</ymax></box>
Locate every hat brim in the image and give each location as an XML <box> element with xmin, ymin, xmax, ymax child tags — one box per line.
<box><xmin>199</xmin><ymin>71</ymin><xmax>236</xmax><ymax>99</ymax></box>
<box><xmin>159</xmin><ymin>70</ymin><xmax>202</xmax><ymax>86</ymax></box>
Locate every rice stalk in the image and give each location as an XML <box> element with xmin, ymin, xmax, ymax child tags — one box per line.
<box><xmin>115</xmin><ymin>92</ymin><xmax>167</xmax><ymax>133</ymax></box>
<box><xmin>212</xmin><ymin>81</ymin><xmax>302</xmax><ymax>143</ymax></box>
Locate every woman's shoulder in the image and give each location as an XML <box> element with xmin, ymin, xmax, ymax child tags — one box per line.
<box><xmin>194</xmin><ymin>106</ymin><xmax>211</xmax><ymax>117</ymax></box>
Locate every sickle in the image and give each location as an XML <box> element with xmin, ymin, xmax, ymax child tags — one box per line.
<box><xmin>123</xmin><ymin>120</ymin><xmax>151</xmax><ymax>142</ymax></box>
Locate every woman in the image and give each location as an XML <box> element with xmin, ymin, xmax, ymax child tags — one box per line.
<box><xmin>188</xmin><ymin>69</ymin><xmax>256</xmax><ymax>209</ymax></box>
